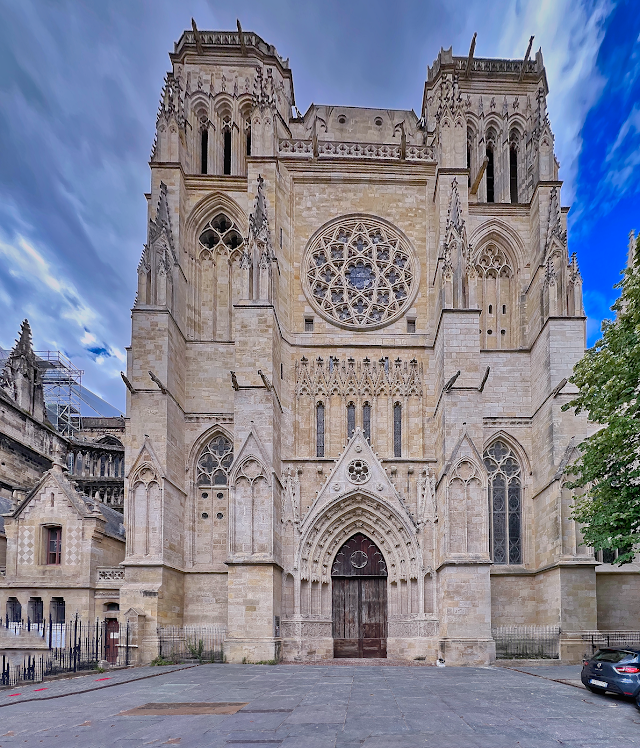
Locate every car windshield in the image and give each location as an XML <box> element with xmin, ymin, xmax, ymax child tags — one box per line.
<box><xmin>591</xmin><ymin>649</ymin><xmax>638</xmax><ymax>663</ymax></box>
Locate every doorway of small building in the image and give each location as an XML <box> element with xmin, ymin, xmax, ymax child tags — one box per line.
<box><xmin>105</xmin><ymin>616</ymin><xmax>120</xmax><ymax>664</ymax></box>
<box><xmin>331</xmin><ymin>533</ymin><xmax>388</xmax><ymax>658</ymax></box>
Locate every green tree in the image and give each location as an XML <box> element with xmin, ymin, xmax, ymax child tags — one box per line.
<box><xmin>563</xmin><ymin>233</ymin><xmax>640</xmax><ymax>565</ymax></box>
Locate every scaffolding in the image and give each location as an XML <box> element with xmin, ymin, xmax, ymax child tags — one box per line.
<box><xmin>35</xmin><ymin>351</ymin><xmax>84</xmax><ymax>436</ymax></box>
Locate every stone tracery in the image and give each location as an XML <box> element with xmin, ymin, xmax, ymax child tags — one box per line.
<box><xmin>304</xmin><ymin>216</ymin><xmax>416</xmax><ymax>329</ymax></box>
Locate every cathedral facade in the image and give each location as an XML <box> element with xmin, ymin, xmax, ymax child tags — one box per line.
<box><xmin>122</xmin><ymin>28</ymin><xmax>639</xmax><ymax>665</ymax></box>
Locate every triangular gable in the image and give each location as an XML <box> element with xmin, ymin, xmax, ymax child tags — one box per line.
<box><xmin>441</xmin><ymin>428</ymin><xmax>484</xmax><ymax>482</ymax></box>
<box><xmin>301</xmin><ymin>428</ymin><xmax>413</xmax><ymax>530</ymax></box>
<box><xmin>127</xmin><ymin>436</ymin><xmax>164</xmax><ymax>481</ymax></box>
<box><xmin>14</xmin><ymin>466</ymin><xmax>99</xmax><ymax>522</ymax></box>
<box><xmin>230</xmin><ymin>427</ymin><xmax>271</xmax><ymax>482</ymax></box>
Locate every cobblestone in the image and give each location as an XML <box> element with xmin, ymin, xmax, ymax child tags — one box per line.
<box><xmin>0</xmin><ymin>663</ymin><xmax>639</xmax><ymax>747</ymax></box>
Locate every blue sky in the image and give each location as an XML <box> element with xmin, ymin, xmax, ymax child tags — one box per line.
<box><xmin>0</xmin><ymin>0</ymin><xmax>638</xmax><ymax>411</ymax></box>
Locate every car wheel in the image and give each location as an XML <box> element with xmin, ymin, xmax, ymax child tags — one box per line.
<box><xmin>587</xmin><ymin>685</ymin><xmax>607</xmax><ymax>695</ymax></box>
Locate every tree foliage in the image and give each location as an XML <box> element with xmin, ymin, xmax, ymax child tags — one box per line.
<box><xmin>563</xmin><ymin>233</ymin><xmax>640</xmax><ymax>564</ymax></box>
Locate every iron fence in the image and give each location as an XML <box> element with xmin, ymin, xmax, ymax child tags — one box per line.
<box><xmin>582</xmin><ymin>631</ymin><xmax>640</xmax><ymax>654</ymax></box>
<box><xmin>157</xmin><ymin>625</ymin><xmax>226</xmax><ymax>663</ymax></box>
<box><xmin>1</xmin><ymin>615</ymin><xmax>131</xmax><ymax>688</ymax></box>
<box><xmin>492</xmin><ymin>625</ymin><xmax>561</xmax><ymax>660</ymax></box>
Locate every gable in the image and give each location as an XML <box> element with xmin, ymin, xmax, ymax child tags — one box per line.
<box><xmin>301</xmin><ymin>428</ymin><xmax>414</xmax><ymax>530</ymax></box>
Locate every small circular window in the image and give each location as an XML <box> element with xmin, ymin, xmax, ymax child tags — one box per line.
<box><xmin>374</xmin><ymin>116</ymin><xmax>383</xmax><ymax>126</ymax></box>
<box><xmin>216</xmin><ymin>512</ymin><xmax>224</xmax><ymax>520</ymax></box>
<box><xmin>337</xmin><ymin>114</ymin><xmax>347</xmax><ymax>124</ymax></box>
<box><xmin>347</xmin><ymin>459</ymin><xmax>370</xmax><ymax>484</ymax></box>
<box><xmin>201</xmin><ymin>512</ymin><xmax>209</xmax><ymax>519</ymax></box>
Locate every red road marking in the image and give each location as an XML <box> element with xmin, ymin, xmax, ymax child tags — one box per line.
<box><xmin>95</xmin><ymin>677</ymin><xmax>111</xmax><ymax>681</ymax></box>
<box><xmin>33</xmin><ymin>688</ymin><xmax>48</xmax><ymax>691</ymax></box>
<box><xmin>7</xmin><ymin>693</ymin><xmax>21</xmax><ymax>697</ymax></box>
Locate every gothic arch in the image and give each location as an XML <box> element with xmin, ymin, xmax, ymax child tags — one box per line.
<box><xmin>297</xmin><ymin>490</ymin><xmax>421</xmax><ymax>584</ymax></box>
<box><xmin>184</xmin><ymin>192</ymin><xmax>248</xmax><ymax>252</ymax></box>
<box><xmin>469</xmin><ymin>220</ymin><xmax>526</xmax><ymax>271</ymax></box>
<box><xmin>483</xmin><ymin>430</ymin><xmax>531</xmax><ymax>476</ymax></box>
<box><xmin>483</xmin><ymin>437</ymin><xmax>524</xmax><ymax>565</ymax></box>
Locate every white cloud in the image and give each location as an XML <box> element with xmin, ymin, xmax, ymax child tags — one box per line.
<box><xmin>496</xmin><ymin>0</ymin><xmax>612</xmax><ymax>204</ymax></box>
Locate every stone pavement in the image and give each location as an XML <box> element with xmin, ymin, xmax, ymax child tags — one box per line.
<box><xmin>0</xmin><ymin>662</ymin><xmax>638</xmax><ymax>747</ymax></box>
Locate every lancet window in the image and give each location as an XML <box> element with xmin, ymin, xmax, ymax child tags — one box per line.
<box><xmin>363</xmin><ymin>402</ymin><xmax>371</xmax><ymax>442</ymax></box>
<box><xmin>475</xmin><ymin>243</ymin><xmax>514</xmax><ymax>349</ymax></box>
<box><xmin>509</xmin><ymin>130</ymin><xmax>519</xmax><ymax>203</ymax></box>
<box><xmin>484</xmin><ymin>440</ymin><xmax>522</xmax><ymax>565</ymax></box>
<box><xmin>196</xmin><ymin>434</ymin><xmax>234</xmax><ymax>487</ymax></box>
<box><xmin>316</xmin><ymin>402</ymin><xmax>325</xmax><ymax>458</ymax></box>
<box><xmin>393</xmin><ymin>402</ymin><xmax>402</xmax><ymax>458</ymax></box>
<box><xmin>347</xmin><ymin>402</ymin><xmax>356</xmax><ymax>439</ymax></box>
<box><xmin>196</xmin><ymin>213</ymin><xmax>245</xmax><ymax>341</ymax></box>
<box><xmin>485</xmin><ymin>128</ymin><xmax>496</xmax><ymax>203</ymax></box>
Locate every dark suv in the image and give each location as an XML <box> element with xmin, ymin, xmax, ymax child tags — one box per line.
<box><xmin>581</xmin><ymin>647</ymin><xmax>640</xmax><ymax>702</ymax></box>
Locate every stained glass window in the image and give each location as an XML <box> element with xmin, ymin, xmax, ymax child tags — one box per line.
<box><xmin>197</xmin><ymin>434</ymin><xmax>234</xmax><ymax>486</ymax></box>
<box><xmin>363</xmin><ymin>402</ymin><xmax>371</xmax><ymax>442</ymax></box>
<box><xmin>393</xmin><ymin>402</ymin><xmax>402</xmax><ymax>458</ymax></box>
<box><xmin>304</xmin><ymin>217</ymin><xmax>415</xmax><ymax>329</ymax></box>
<box><xmin>484</xmin><ymin>440</ymin><xmax>522</xmax><ymax>564</ymax></box>
<box><xmin>347</xmin><ymin>402</ymin><xmax>356</xmax><ymax>439</ymax></box>
<box><xmin>316</xmin><ymin>402</ymin><xmax>325</xmax><ymax>458</ymax></box>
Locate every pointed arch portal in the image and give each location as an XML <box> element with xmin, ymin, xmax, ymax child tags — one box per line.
<box><xmin>331</xmin><ymin>533</ymin><xmax>388</xmax><ymax>658</ymax></box>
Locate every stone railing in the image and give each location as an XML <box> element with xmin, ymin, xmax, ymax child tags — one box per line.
<box><xmin>278</xmin><ymin>139</ymin><xmax>313</xmax><ymax>156</ymax></box>
<box><xmin>278</xmin><ymin>140</ymin><xmax>435</xmax><ymax>162</ymax></box>
<box><xmin>96</xmin><ymin>566</ymin><xmax>125</xmax><ymax>582</ymax></box>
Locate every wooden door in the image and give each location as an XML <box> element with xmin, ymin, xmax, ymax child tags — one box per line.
<box><xmin>332</xmin><ymin>533</ymin><xmax>387</xmax><ymax>658</ymax></box>
<box><xmin>105</xmin><ymin>618</ymin><xmax>119</xmax><ymax>664</ymax></box>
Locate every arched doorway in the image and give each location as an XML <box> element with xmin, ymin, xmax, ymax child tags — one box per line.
<box><xmin>331</xmin><ymin>533</ymin><xmax>387</xmax><ymax>658</ymax></box>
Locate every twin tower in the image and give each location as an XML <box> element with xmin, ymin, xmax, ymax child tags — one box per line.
<box><xmin>121</xmin><ymin>28</ymin><xmax>604</xmax><ymax>665</ymax></box>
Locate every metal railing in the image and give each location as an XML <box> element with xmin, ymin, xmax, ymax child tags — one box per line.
<box><xmin>1</xmin><ymin>615</ymin><xmax>131</xmax><ymax>688</ymax></box>
<box><xmin>581</xmin><ymin>631</ymin><xmax>640</xmax><ymax>654</ymax></box>
<box><xmin>492</xmin><ymin>626</ymin><xmax>561</xmax><ymax>660</ymax></box>
<box><xmin>157</xmin><ymin>625</ymin><xmax>226</xmax><ymax>663</ymax></box>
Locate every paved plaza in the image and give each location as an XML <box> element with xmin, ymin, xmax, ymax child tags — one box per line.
<box><xmin>1</xmin><ymin>663</ymin><xmax>639</xmax><ymax>747</ymax></box>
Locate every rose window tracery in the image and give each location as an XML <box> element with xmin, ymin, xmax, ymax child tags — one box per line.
<box><xmin>347</xmin><ymin>459</ymin><xmax>370</xmax><ymax>484</ymax></box>
<box><xmin>198</xmin><ymin>214</ymin><xmax>244</xmax><ymax>257</ymax></box>
<box><xmin>196</xmin><ymin>434</ymin><xmax>234</xmax><ymax>486</ymax></box>
<box><xmin>304</xmin><ymin>216</ymin><xmax>417</xmax><ymax>329</ymax></box>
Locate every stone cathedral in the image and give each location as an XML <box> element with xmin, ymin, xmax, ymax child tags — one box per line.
<box><xmin>121</xmin><ymin>27</ymin><xmax>640</xmax><ymax>665</ymax></box>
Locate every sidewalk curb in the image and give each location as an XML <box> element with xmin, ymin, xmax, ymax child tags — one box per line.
<box><xmin>0</xmin><ymin>664</ymin><xmax>199</xmax><ymax>708</ymax></box>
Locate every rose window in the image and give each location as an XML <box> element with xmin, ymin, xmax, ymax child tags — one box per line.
<box><xmin>304</xmin><ymin>216</ymin><xmax>417</xmax><ymax>329</ymax></box>
<box><xmin>347</xmin><ymin>459</ymin><xmax>370</xmax><ymax>484</ymax></box>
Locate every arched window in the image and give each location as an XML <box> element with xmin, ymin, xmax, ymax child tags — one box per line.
<box><xmin>201</xmin><ymin>128</ymin><xmax>209</xmax><ymax>175</ymax></box>
<box><xmin>486</xmin><ymin>147</ymin><xmax>495</xmax><ymax>203</ymax></box>
<box><xmin>363</xmin><ymin>402</ymin><xmax>371</xmax><ymax>442</ymax></box>
<box><xmin>475</xmin><ymin>243</ymin><xmax>514</xmax><ymax>349</ymax></box>
<box><xmin>197</xmin><ymin>434</ymin><xmax>234</xmax><ymax>487</ymax></box>
<box><xmin>484</xmin><ymin>440</ymin><xmax>522</xmax><ymax>564</ymax></box>
<box><xmin>246</xmin><ymin>124</ymin><xmax>251</xmax><ymax>156</ymax></box>
<box><xmin>509</xmin><ymin>130</ymin><xmax>519</xmax><ymax>203</ymax></box>
<box><xmin>347</xmin><ymin>402</ymin><xmax>355</xmax><ymax>439</ymax></box>
<box><xmin>316</xmin><ymin>402</ymin><xmax>325</xmax><ymax>458</ymax></box>
<box><xmin>393</xmin><ymin>402</ymin><xmax>402</xmax><ymax>458</ymax></box>
<box><xmin>223</xmin><ymin>122</ymin><xmax>232</xmax><ymax>175</ymax></box>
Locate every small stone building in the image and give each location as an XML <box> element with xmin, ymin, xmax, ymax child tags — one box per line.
<box><xmin>0</xmin><ymin>321</ymin><xmax>127</xmax><ymax>619</ymax></box>
<box><xmin>0</xmin><ymin>463</ymin><xmax>125</xmax><ymax>623</ymax></box>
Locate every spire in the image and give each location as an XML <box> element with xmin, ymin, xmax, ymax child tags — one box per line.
<box><xmin>248</xmin><ymin>174</ymin><xmax>274</xmax><ymax>263</ymax></box>
<box><xmin>447</xmin><ymin>177</ymin><xmax>464</xmax><ymax>234</ymax></box>
<box><xmin>0</xmin><ymin>319</ymin><xmax>46</xmax><ymax>421</ymax></box>
<box><xmin>545</xmin><ymin>186</ymin><xmax>566</xmax><ymax>251</ymax></box>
